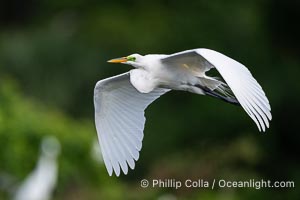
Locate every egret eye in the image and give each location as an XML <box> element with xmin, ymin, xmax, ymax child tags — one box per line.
<box><xmin>127</xmin><ymin>56</ymin><xmax>136</xmax><ymax>61</ymax></box>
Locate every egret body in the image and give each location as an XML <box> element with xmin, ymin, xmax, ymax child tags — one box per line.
<box><xmin>14</xmin><ymin>137</ymin><xmax>60</xmax><ymax>200</ymax></box>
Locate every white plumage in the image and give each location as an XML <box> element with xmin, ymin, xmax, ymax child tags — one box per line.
<box><xmin>14</xmin><ymin>136</ymin><xmax>60</xmax><ymax>200</ymax></box>
<box><xmin>94</xmin><ymin>48</ymin><xmax>271</xmax><ymax>176</ymax></box>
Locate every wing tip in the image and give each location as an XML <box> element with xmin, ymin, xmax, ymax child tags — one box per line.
<box><xmin>114</xmin><ymin>167</ymin><xmax>121</xmax><ymax>177</ymax></box>
<box><xmin>108</xmin><ymin>168</ymin><xmax>113</xmax><ymax>176</ymax></box>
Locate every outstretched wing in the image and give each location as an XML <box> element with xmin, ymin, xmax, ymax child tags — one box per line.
<box><xmin>161</xmin><ymin>49</ymin><xmax>272</xmax><ymax>132</ymax></box>
<box><xmin>94</xmin><ymin>72</ymin><xmax>168</xmax><ymax>176</ymax></box>
<box><xmin>161</xmin><ymin>50</ymin><xmax>213</xmax><ymax>77</ymax></box>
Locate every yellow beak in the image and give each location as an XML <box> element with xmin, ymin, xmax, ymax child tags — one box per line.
<box><xmin>107</xmin><ymin>57</ymin><xmax>127</xmax><ymax>63</ymax></box>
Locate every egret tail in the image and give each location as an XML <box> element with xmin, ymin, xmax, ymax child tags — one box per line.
<box><xmin>195</xmin><ymin>84</ymin><xmax>240</xmax><ymax>106</ymax></box>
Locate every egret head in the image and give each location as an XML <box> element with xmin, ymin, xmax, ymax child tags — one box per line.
<box><xmin>41</xmin><ymin>136</ymin><xmax>61</xmax><ymax>158</ymax></box>
<box><xmin>107</xmin><ymin>53</ymin><xmax>143</xmax><ymax>68</ymax></box>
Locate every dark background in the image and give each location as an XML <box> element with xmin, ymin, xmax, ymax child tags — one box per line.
<box><xmin>0</xmin><ymin>0</ymin><xmax>299</xmax><ymax>199</ymax></box>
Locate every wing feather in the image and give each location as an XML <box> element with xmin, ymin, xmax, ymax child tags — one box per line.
<box><xmin>196</xmin><ymin>49</ymin><xmax>271</xmax><ymax>131</ymax></box>
<box><xmin>94</xmin><ymin>72</ymin><xmax>168</xmax><ymax>176</ymax></box>
<box><xmin>160</xmin><ymin>49</ymin><xmax>271</xmax><ymax>131</ymax></box>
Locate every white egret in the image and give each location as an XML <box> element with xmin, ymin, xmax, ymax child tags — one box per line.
<box><xmin>14</xmin><ymin>136</ymin><xmax>61</xmax><ymax>200</ymax></box>
<box><xmin>94</xmin><ymin>48</ymin><xmax>271</xmax><ymax>176</ymax></box>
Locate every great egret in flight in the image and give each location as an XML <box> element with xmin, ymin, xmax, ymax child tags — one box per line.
<box><xmin>94</xmin><ymin>48</ymin><xmax>271</xmax><ymax>176</ymax></box>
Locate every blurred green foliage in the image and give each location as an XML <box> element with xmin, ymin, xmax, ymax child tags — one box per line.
<box><xmin>0</xmin><ymin>78</ymin><xmax>130</xmax><ymax>199</ymax></box>
<box><xmin>0</xmin><ymin>0</ymin><xmax>299</xmax><ymax>199</ymax></box>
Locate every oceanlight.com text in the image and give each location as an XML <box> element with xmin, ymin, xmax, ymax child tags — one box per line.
<box><xmin>140</xmin><ymin>178</ymin><xmax>295</xmax><ymax>190</ymax></box>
